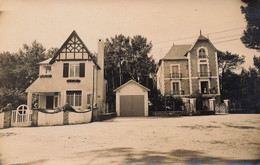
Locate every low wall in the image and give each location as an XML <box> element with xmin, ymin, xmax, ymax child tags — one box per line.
<box><xmin>68</xmin><ymin>110</ymin><xmax>92</xmax><ymax>124</ymax></box>
<box><xmin>149</xmin><ymin>111</ymin><xmax>184</xmax><ymax>117</ymax></box>
<box><xmin>1</xmin><ymin>109</ymin><xmax>94</xmax><ymax>128</ymax></box>
<box><xmin>38</xmin><ymin>111</ymin><xmax>64</xmax><ymax>126</ymax></box>
<box><xmin>0</xmin><ymin>112</ymin><xmax>4</xmax><ymax>129</ymax></box>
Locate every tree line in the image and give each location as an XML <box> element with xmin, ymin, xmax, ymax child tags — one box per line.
<box><xmin>0</xmin><ymin>41</ymin><xmax>58</xmax><ymax>110</ymax></box>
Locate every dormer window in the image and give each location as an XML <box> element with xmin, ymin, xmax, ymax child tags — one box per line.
<box><xmin>40</xmin><ymin>65</ymin><xmax>51</xmax><ymax>75</ymax></box>
<box><xmin>199</xmin><ymin>48</ymin><xmax>206</xmax><ymax>58</ymax></box>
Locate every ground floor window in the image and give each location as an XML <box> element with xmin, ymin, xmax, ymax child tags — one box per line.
<box><xmin>66</xmin><ymin>91</ymin><xmax>82</xmax><ymax>106</ymax></box>
<box><xmin>201</xmin><ymin>81</ymin><xmax>209</xmax><ymax>94</ymax></box>
<box><xmin>172</xmin><ymin>82</ymin><xmax>180</xmax><ymax>94</ymax></box>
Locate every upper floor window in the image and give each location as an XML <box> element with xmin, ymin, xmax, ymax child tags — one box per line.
<box><xmin>199</xmin><ymin>64</ymin><xmax>209</xmax><ymax>77</ymax></box>
<box><xmin>198</xmin><ymin>48</ymin><xmax>206</xmax><ymax>58</ymax></box>
<box><xmin>63</xmin><ymin>63</ymin><xmax>85</xmax><ymax>78</ymax></box>
<box><xmin>70</xmin><ymin>63</ymin><xmax>80</xmax><ymax>77</ymax></box>
<box><xmin>171</xmin><ymin>65</ymin><xmax>181</xmax><ymax>78</ymax></box>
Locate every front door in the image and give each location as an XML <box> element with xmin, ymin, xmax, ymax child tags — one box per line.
<box><xmin>46</xmin><ymin>96</ymin><xmax>54</xmax><ymax>109</ymax></box>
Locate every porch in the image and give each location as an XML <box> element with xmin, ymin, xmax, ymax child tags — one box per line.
<box><xmin>27</xmin><ymin>92</ymin><xmax>61</xmax><ymax>110</ymax></box>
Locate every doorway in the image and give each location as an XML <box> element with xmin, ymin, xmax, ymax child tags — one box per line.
<box><xmin>46</xmin><ymin>96</ymin><xmax>54</xmax><ymax>109</ymax></box>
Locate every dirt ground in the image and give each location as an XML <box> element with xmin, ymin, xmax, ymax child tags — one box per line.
<box><xmin>0</xmin><ymin>114</ymin><xmax>260</xmax><ymax>165</ymax></box>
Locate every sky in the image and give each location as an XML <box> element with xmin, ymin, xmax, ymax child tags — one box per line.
<box><xmin>0</xmin><ymin>0</ymin><xmax>259</xmax><ymax>69</ymax></box>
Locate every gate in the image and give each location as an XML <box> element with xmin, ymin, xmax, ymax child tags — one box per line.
<box><xmin>215</xmin><ymin>103</ymin><xmax>228</xmax><ymax>114</ymax></box>
<box><xmin>11</xmin><ymin>104</ymin><xmax>32</xmax><ymax>127</ymax></box>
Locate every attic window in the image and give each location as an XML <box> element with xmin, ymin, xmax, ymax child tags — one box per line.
<box><xmin>41</xmin><ymin>65</ymin><xmax>51</xmax><ymax>75</ymax></box>
<box><xmin>199</xmin><ymin>48</ymin><xmax>206</xmax><ymax>58</ymax></box>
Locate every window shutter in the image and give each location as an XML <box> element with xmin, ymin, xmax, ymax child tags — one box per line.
<box><xmin>80</xmin><ymin>63</ymin><xmax>85</xmax><ymax>77</ymax></box>
<box><xmin>63</xmin><ymin>63</ymin><xmax>69</xmax><ymax>77</ymax></box>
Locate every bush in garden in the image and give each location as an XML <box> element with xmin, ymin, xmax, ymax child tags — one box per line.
<box><xmin>0</xmin><ymin>88</ymin><xmax>26</xmax><ymax>111</ymax></box>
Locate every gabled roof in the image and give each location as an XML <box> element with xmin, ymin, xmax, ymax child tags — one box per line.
<box><xmin>113</xmin><ymin>80</ymin><xmax>150</xmax><ymax>92</ymax></box>
<box><xmin>162</xmin><ymin>45</ymin><xmax>191</xmax><ymax>60</ymax></box>
<box><xmin>49</xmin><ymin>30</ymin><xmax>100</xmax><ymax>69</ymax></box>
<box><xmin>187</xmin><ymin>34</ymin><xmax>218</xmax><ymax>53</ymax></box>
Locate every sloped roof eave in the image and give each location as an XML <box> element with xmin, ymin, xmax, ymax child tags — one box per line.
<box><xmin>25</xmin><ymin>78</ymin><xmax>62</xmax><ymax>93</ymax></box>
<box><xmin>113</xmin><ymin>80</ymin><xmax>150</xmax><ymax>92</ymax></box>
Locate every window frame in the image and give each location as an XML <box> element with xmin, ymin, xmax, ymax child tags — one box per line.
<box><xmin>171</xmin><ymin>80</ymin><xmax>182</xmax><ymax>95</ymax></box>
<box><xmin>199</xmin><ymin>80</ymin><xmax>210</xmax><ymax>94</ymax></box>
<box><xmin>170</xmin><ymin>64</ymin><xmax>181</xmax><ymax>78</ymax></box>
<box><xmin>69</xmin><ymin>63</ymin><xmax>80</xmax><ymax>78</ymax></box>
<box><xmin>197</xmin><ymin>47</ymin><xmax>208</xmax><ymax>59</ymax></box>
<box><xmin>66</xmin><ymin>90</ymin><xmax>82</xmax><ymax>107</ymax></box>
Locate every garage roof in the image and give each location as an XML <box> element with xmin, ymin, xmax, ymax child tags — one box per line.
<box><xmin>113</xmin><ymin>80</ymin><xmax>150</xmax><ymax>92</ymax></box>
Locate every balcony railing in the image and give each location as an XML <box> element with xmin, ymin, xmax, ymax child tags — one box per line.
<box><xmin>172</xmin><ymin>90</ymin><xmax>185</xmax><ymax>95</ymax></box>
<box><xmin>199</xmin><ymin>55</ymin><xmax>207</xmax><ymax>58</ymax></box>
<box><xmin>201</xmin><ymin>88</ymin><xmax>218</xmax><ymax>94</ymax></box>
<box><xmin>198</xmin><ymin>72</ymin><xmax>211</xmax><ymax>77</ymax></box>
<box><xmin>170</xmin><ymin>73</ymin><xmax>182</xmax><ymax>78</ymax></box>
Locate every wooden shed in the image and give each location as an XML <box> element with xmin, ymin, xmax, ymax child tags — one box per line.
<box><xmin>114</xmin><ymin>80</ymin><xmax>150</xmax><ymax>117</ymax></box>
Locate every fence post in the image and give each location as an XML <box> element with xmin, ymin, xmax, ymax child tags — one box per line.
<box><xmin>182</xmin><ymin>98</ymin><xmax>190</xmax><ymax>114</ymax></box>
<box><xmin>209</xmin><ymin>99</ymin><xmax>215</xmax><ymax>111</ymax></box>
<box><xmin>189</xmin><ymin>98</ymin><xmax>196</xmax><ymax>113</ymax></box>
<box><xmin>224</xmin><ymin>99</ymin><xmax>230</xmax><ymax>113</ymax></box>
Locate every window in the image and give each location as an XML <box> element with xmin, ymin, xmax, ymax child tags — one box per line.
<box><xmin>172</xmin><ymin>82</ymin><xmax>179</xmax><ymax>92</ymax></box>
<box><xmin>171</xmin><ymin>65</ymin><xmax>180</xmax><ymax>78</ymax></box>
<box><xmin>54</xmin><ymin>96</ymin><xmax>58</xmax><ymax>108</ymax></box>
<box><xmin>200</xmin><ymin>64</ymin><xmax>208</xmax><ymax>77</ymax></box>
<box><xmin>66</xmin><ymin>91</ymin><xmax>82</xmax><ymax>106</ymax></box>
<box><xmin>69</xmin><ymin>63</ymin><xmax>80</xmax><ymax>77</ymax></box>
<box><xmin>41</xmin><ymin>65</ymin><xmax>51</xmax><ymax>75</ymax></box>
<box><xmin>87</xmin><ymin>94</ymin><xmax>92</xmax><ymax>104</ymax></box>
<box><xmin>201</xmin><ymin>81</ymin><xmax>209</xmax><ymax>94</ymax></box>
<box><xmin>199</xmin><ymin>48</ymin><xmax>206</xmax><ymax>58</ymax></box>
<box><xmin>63</xmin><ymin>63</ymin><xmax>85</xmax><ymax>78</ymax></box>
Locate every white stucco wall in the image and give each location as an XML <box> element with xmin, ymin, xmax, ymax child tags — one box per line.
<box><xmin>38</xmin><ymin>111</ymin><xmax>64</xmax><ymax>126</ymax></box>
<box><xmin>27</xmin><ymin>61</ymin><xmax>96</xmax><ymax>110</ymax></box>
<box><xmin>116</xmin><ymin>83</ymin><xmax>149</xmax><ymax>117</ymax></box>
<box><xmin>68</xmin><ymin>111</ymin><xmax>92</xmax><ymax>124</ymax></box>
<box><xmin>0</xmin><ymin>112</ymin><xmax>4</xmax><ymax>129</ymax></box>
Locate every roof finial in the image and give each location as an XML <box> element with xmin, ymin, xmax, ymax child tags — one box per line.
<box><xmin>200</xmin><ymin>29</ymin><xmax>202</xmax><ymax>35</ymax></box>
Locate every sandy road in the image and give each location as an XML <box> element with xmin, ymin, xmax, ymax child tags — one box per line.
<box><xmin>0</xmin><ymin>114</ymin><xmax>260</xmax><ymax>164</ymax></box>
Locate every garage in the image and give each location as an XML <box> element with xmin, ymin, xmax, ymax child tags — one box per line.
<box><xmin>114</xmin><ymin>80</ymin><xmax>150</xmax><ymax>117</ymax></box>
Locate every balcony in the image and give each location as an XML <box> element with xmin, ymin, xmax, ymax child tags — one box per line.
<box><xmin>198</xmin><ymin>72</ymin><xmax>211</xmax><ymax>77</ymax></box>
<box><xmin>172</xmin><ymin>90</ymin><xmax>185</xmax><ymax>95</ymax></box>
<box><xmin>170</xmin><ymin>73</ymin><xmax>182</xmax><ymax>78</ymax></box>
<box><xmin>201</xmin><ymin>88</ymin><xmax>218</xmax><ymax>95</ymax></box>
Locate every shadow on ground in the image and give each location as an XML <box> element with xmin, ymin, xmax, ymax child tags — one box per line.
<box><xmin>75</xmin><ymin>147</ymin><xmax>260</xmax><ymax>164</ymax></box>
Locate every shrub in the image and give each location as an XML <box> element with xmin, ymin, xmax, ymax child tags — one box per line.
<box><xmin>0</xmin><ymin>88</ymin><xmax>26</xmax><ymax>111</ymax></box>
